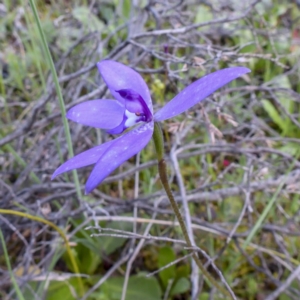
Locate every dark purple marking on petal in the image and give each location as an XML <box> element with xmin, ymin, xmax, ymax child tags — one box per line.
<box><xmin>106</xmin><ymin>114</ymin><xmax>127</xmax><ymax>134</ymax></box>
<box><xmin>154</xmin><ymin>67</ymin><xmax>250</xmax><ymax>121</ymax></box>
<box><xmin>117</xmin><ymin>89</ymin><xmax>152</xmax><ymax>122</ymax></box>
<box><xmin>85</xmin><ymin>121</ymin><xmax>154</xmax><ymax>194</ymax></box>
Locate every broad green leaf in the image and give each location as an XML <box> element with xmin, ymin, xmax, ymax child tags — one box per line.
<box><xmin>238</xmin><ymin>29</ymin><xmax>253</xmax><ymax>46</ymax></box>
<box><xmin>290</xmin><ymin>196</ymin><xmax>300</xmax><ymax>214</ymax></box>
<box><xmin>79</xmin><ymin>245</ymin><xmax>101</xmax><ymax>274</ymax></box>
<box><xmin>279</xmin><ymin>295</ymin><xmax>293</xmax><ymax>300</ymax></box>
<box><xmin>41</xmin><ymin>19</ymin><xmax>56</xmax><ymax>44</ymax></box>
<box><xmin>22</xmin><ymin>282</ymin><xmax>39</xmax><ymax>299</ymax></box>
<box><xmin>73</xmin><ymin>6</ymin><xmax>104</xmax><ymax>32</ymax></box>
<box><xmin>64</xmin><ymin>220</ymin><xmax>132</xmax><ymax>273</ymax></box>
<box><xmin>195</xmin><ymin>5</ymin><xmax>213</xmax><ymax>24</ymax></box>
<box><xmin>272</xmin><ymin>75</ymin><xmax>293</xmax><ymax>113</ymax></box>
<box><xmin>63</xmin><ymin>230</ymin><xmax>102</xmax><ymax>274</ymax></box>
<box><xmin>98</xmin><ymin>5</ymin><xmax>114</xmax><ymax>23</ymax></box>
<box><xmin>158</xmin><ymin>246</ymin><xmax>176</xmax><ymax>288</ymax></box>
<box><xmin>170</xmin><ymin>277</ymin><xmax>190</xmax><ymax>296</ymax></box>
<box><xmin>261</xmin><ymin>99</ymin><xmax>286</xmax><ymax>132</ymax></box>
<box><xmin>279</xmin><ymin>142</ymin><xmax>300</xmax><ymax>156</ymax></box>
<box><xmin>63</xmin><ymin>248</ymin><xmax>80</xmax><ymax>274</ymax></box>
<box><xmin>56</xmin><ymin>27</ymin><xmax>81</xmax><ymax>52</ymax></box>
<box><xmin>175</xmin><ymin>264</ymin><xmax>190</xmax><ymax>280</ymax></box>
<box><xmin>46</xmin><ymin>278</ymin><xmax>81</xmax><ymax>300</ymax></box>
<box><xmin>102</xmin><ymin>275</ymin><xmax>162</xmax><ymax>300</ymax></box>
<box><xmin>99</xmin><ymin>221</ymin><xmax>133</xmax><ymax>255</ymax></box>
<box><xmin>247</xmin><ymin>277</ymin><xmax>258</xmax><ymax>297</ymax></box>
<box><xmin>199</xmin><ymin>292</ymin><xmax>210</xmax><ymax>300</ymax></box>
<box><xmin>255</xmin><ymin>0</ymin><xmax>273</xmax><ymax>15</ymax></box>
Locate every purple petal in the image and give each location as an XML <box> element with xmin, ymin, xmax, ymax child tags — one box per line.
<box><xmin>67</xmin><ymin>100</ymin><xmax>124</xmax><ymax>129</ymax></box>
<box><xmin>51</xmin><ymin>139</ymin><xmax>115</xmax><ymax>179</ymax></box>
<box><xmin>97</xmin><ymin>60</ymin><xmax>153</xmax><ymax>112</ymax></box>
<box><xmin>85</xmin><ymin>122</ymin><xmax>154</xmax><ymax>194</ymax></box>
<box><xmin>154</xmin><ymin>67</ymin><xmax>250</xmax><ymax>121</ymax></box>
<box><xmin>106</xmin><ymin>114</ymin><xmax>127</xmax><ymax>134</ymax></box>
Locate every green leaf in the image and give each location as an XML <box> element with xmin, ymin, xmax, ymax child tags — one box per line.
<box><xmin>175</xmin><ymin>264</ymin><xmax>190</xmax><ymax>280</ymax></box>
<box><xmin>170</xmin><ymin>277</ymin><xmax>190</xmax><ymax>296</ymax></box>
<box><xmin>64</xmin><ymin>220</ymin><xmax>132</xmax><ymax>274</ymax></box>
<box><xmin>272</xmin><ymin>75</ymin><xmax>293</xmax><ymax>113</ymax></box>
<box><xmin>279</xmin><ymin>295</ymin><xmax>293</xmax><ymax>300</ymax></box>
<box><xmin>63</xmin><ymin>248</ymin><xmax>80</xmax><ymax>274</ymax></box>
<box><xmin>279</xmin><ymin>142</ymin><xmax>300</xmax><ymax>156</ymax></box>
<box><xmin>79</xmin><ymin>245</ymin><xmax>101</xmax><ymax>274</ymax></box>
<box><xmin>41</xmin><ymin>19</ymin><xmax>56</xmax><ymax>44</ymax></box>
<box><xmin>102</xmin><ymin>275</ymin><xmax>162</xmax><ymax>300</ymax></box>
<box><xmin>72</xmin><ymin>6</ymin><xmax>104</xmax><ymax>32</ymax></box>
<box><xmin>56</xmin><ymin>27</ymin><xmax>81</xmax><ymax>52</ymax></box>
<box><xmin>247</xmin><ymin>277</ymin><xmax>258</xmax><ymax>296</ymax></box>
<box><xmin>22</xmin><ymin>282</ymin><xmax>39</xmax><ymax>299</ymax></box>
<box><xmin>199</xmin><ymin>292</ymin><xmax>210</xmax><ymax>300</ymax></box>
<box><xmin>122</xmin><ymin>0</ymin><xmax>131</xmax><ymax>19</ymax></box>
<box><xmin>158</xmin><ymin>246</ymin><xmax>176</xmax><ymax>288</ymax></box>
<box><xmin>98</xmin><ymin>5</ymin><xmax>114</xmax><ymax>23</ymax></box>
<box><xmin>63</xmin><ymin>238</ymin><xmax>100</xmax><ymax>275</ymax></box>
<box><xmin>46</xmin><ymin>278</ymin><xmax>81</xmax><ymax>300</ymax></box>
<box><xmin>261</xmin><ymin>99</ymin><xmax>287</xmax><ymax>132</ymax></box>
<box><xmin>195</xmin><ymin>5</ymin><xmax>213</xmax><ymax>24</ymax></box>
<box><xmin>99</xmin><ymin>221</ymin><xmax>133</xmax><ymax>255</ymax></box>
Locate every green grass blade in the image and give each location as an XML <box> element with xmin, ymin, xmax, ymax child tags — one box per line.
<box><xmin>28</xmin><ymin>0</ymin><xmax>82</xmax><ymax>199</ymax></box>
<box><xmin>243</xmin><ymin>160</ymin><xmax>296</xmax><ymax>248</ymax></box>
<box><xmin>0</xmin><ymin>229</ymin><xmax>25</xmax><ymax>300</ymax></box>
<box><xmin>227</xmin><ymin>160</ymin><xmax>297</xmax><ymax>275</ymax></box>
<box><xmin>242</xmin><ymin>178</ymin><xmax>286</xmax><ymax>248</ymax></box>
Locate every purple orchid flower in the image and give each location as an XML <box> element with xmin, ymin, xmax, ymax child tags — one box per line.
<box><xmin>52</xmin><ymin>60</ymin><xmax>250</xmax><ymax>194</ymax></box>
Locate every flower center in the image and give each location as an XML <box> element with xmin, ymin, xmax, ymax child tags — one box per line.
<box><xmin>116</xmin><ymin>89</ymin><xmax>152</xmax><ymax>123</ymax></box>
<box><xmin>124</xmin><ymin>110</ymin><xmax>144</xmax><ymax>128</ymax></box>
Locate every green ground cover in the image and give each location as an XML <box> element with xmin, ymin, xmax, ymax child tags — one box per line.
<box><xmin>1</xmin><ymin>0</ymin><xmax>300</xmax><ymax>299</ymax></box>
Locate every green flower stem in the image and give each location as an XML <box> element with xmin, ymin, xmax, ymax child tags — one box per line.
<box><xmin>153</xmin><ymin>123</ymin><xmax>164</xmax><ymax>161</ymax></box>
<box><xmin>153</xmin><ymin>122</ymin><xmax>232</xmax><ymax>299</ymax></box>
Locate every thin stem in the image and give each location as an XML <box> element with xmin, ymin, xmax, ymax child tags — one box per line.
<box><xmin>158</xmin><ymin>160</ymin><xmax>232</xmax><ymax>298</ymax></box>
<box><xmin>153</xmin><ymin>122</ymin><xmax>233</xmax><ymax>299</ymax></box>
<box><xmin>153</xmin><ymin>122</ymin><xmax>164</xmax><ymax>161</ymax></box>
<box><xmin>0</xmin><ymin>229</ymin><xmax>25</xmax><ymax>300</ymax></box>
<box><xmin>0</xmin><ymin>209</ymin><xmax>84</xmax><ymax>296</ymax></box>
<box><xmin>28</xmin><ymin>0</ymin><xmax>82</xmax><ymax>199</ymax></box>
